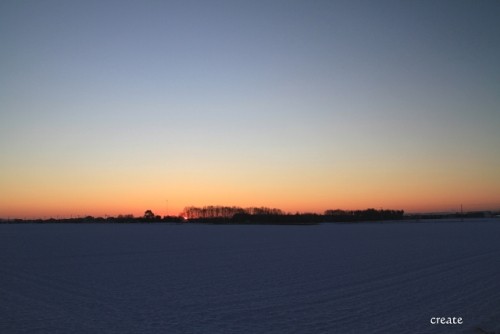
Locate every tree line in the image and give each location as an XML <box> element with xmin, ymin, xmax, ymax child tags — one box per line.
<box><xmin>4</xmin><ymin>208</ymin><xmax>497</xmax><ymax>224</ymax></box>
<box><xmin>181</xmin><ymin>206</ymin><xmax>284</xmax><ymax>219</ymax></box>
<box><xmin>179</xmin><ymin>206</ymin><xmax>405</xmax><ymax>224</ymax></box>
<box><xmin>324</xmin><ymin>209</ymin><xmax>405</xmax><ymax>222</ymax></box>
<box><xmin>1</xmin><ymin>207</ymin><xmax>410</xmax><ymax>224</ymax></box>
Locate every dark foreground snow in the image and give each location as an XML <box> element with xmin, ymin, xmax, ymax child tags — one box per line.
<box><xmin>1</xmin><ymin>219</ymin><xmax>500</xmax><ymax>334</ymax></box>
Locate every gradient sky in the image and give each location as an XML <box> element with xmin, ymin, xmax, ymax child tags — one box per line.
<box><xmin>1</xmin><ymin>0</ymin><xmax>500</xmax><ymax>218</ymax></box>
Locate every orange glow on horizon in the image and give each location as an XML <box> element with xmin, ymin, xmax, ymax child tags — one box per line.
<box><xmin>1</xmin><ymin>157</ymin><xmax>499</xmax><ymax>219</ymax></box>
<box><xmin>2</xmin><ymin>190</ymin><xmax>499</xmax><ymax>219</ymax></box>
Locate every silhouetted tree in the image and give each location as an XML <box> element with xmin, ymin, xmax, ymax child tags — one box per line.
<box><xmin>144</xmin><ymin>210</ymin><xmax>155</xmax><ymax>220</ymax></box>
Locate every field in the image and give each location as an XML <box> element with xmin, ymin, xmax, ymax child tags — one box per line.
<box><xmin>1</xmin><ymin>219</ymin><xmax>499</xmax><ymax>333</ymax></box>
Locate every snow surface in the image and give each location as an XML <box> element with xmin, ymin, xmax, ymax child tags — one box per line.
<box><xmin>1</xmin><ymin>219</ymin><xmax>500</xmax><ymax>334</ymax></box>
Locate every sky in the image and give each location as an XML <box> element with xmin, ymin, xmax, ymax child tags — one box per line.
<box><xmin>1</xmin><ymin>0</ymin><xmax>500</xmax><ymax>218</ymax></box>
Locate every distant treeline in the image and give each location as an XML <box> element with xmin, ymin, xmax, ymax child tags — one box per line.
<box><xmin>324</xmin><ymin>209</ymin><xmax>405</xmax><ymax>222</ymax></box>
<box><xmin>180</xmin><ymin>206</ymin><xmax>405</xmax><ymax>224</ymax></box>
<box><xmin>405</xmin><ymin>211</ymin><xmax>497</xmax><ymax>220</ymax></box>
<box><xmin>181</xmin><ymin>206</ymin><xmax>284</xmax><ymax>219</ymax></box>
<box><xmin>2</xmin><ymin>208</ymin><xmax>497</xmax><ymax>225</ymax></box>
<box><xmin>0</xmin><ymin>214</ymin><xmax>184</xmax><ymax>224</ymax></box>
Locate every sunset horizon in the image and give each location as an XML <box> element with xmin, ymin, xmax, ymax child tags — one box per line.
<box><xmin>1</xmin><ymin>1</ymin><xmax>499</xmax><ymax>220</ymax></box>
<box><xmin>2</xmin><ymin>199</ymin><xmax>499</xmax><ymax>220</ymax></box>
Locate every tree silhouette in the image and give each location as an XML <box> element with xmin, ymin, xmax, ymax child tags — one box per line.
<box><xmin>144</xmin><ymin>210</ymin><xmax>155</xmax><ymax>220</ymax></box>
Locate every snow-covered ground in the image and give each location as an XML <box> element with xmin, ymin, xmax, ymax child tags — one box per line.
<box><xmin>1</xmin><ymin>219</ymin><xmax>499</xmax><ymax>333</ymax></box>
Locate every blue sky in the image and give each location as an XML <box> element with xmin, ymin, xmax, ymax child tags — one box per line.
<box><xmin>1</xmin><ymin>0</ymin><xmax>500</xmax><ymax>217</ymax></box>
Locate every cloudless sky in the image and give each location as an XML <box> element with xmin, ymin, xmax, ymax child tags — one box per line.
<box><xmin>1</xmin><ymin>0</ymin><xmax>500</xmax><ymax>218</ymax></box>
